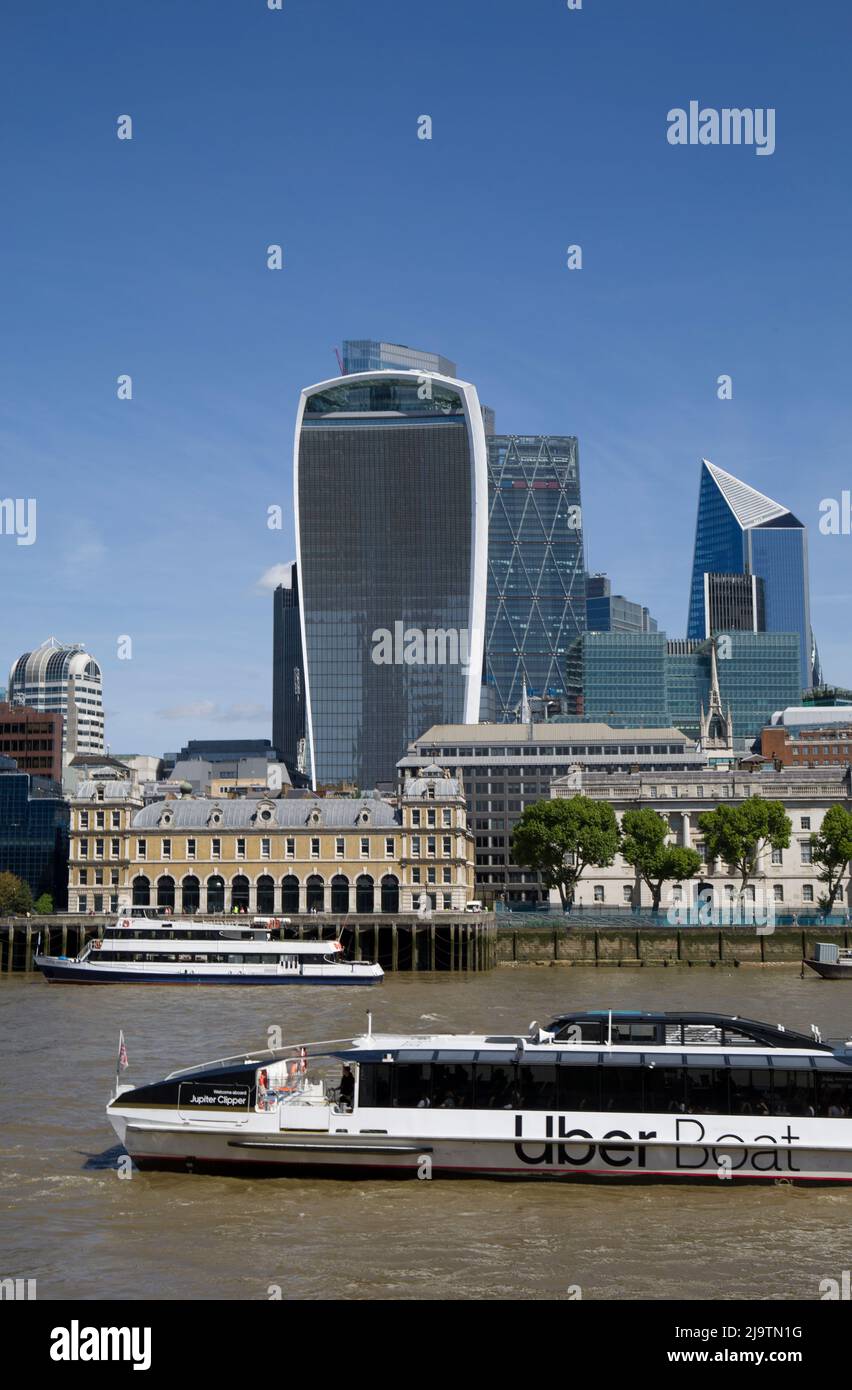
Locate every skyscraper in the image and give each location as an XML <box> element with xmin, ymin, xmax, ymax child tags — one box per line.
<box><xmin>272</xmin><ymin>562</ymin><xmax>307</xmax><ymax>783</ymax></box>
<box><xmin>8</xmin><ymin>638</ymin><xmax>104</xmax><ymax>764</ymax></box>
<box><xmin>586</xmin><ymin>573</ymin><xmax>658</xmax><ymax>634</ymax></box>
<box><xmin>688</xmin><ymin>460</ymin><xmax>814</xmax><ymax>687</ymax></box>
<box><xmin>341</xmin><ymin>340</ymin><xmax>457</xmax><ymax>378</ymax></box>
<box><xmin>484</xmin><ymin>435</ymin><xmax>586</xmax><ymax>719</ymax></box>
<box><xmin>294</xmin><ymin>370</ymin><xmax>488</xmax><ymax>789</ymax></box>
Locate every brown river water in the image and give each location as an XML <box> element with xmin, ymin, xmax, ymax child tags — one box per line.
<box><xmin>2</xmin><ymin>966</ymin><xmax>851</xmax><ymax>1301</ymax></box>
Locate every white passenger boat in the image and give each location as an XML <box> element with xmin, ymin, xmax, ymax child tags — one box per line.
<box><xmin>107</xmin><ymin>1011</ymin><xmax>852</xmax><ymax>1182</ymax></box>
<box><xmin>36</xmin><ymin>910</ymin><xmax>382</xmax><ymax>986</ymax></box>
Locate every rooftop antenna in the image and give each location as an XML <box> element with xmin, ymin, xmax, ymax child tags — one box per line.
<box><xmin>334</xmin><ymin>347</ymin><xmax>346</xmax><ymax>375</ymax></box>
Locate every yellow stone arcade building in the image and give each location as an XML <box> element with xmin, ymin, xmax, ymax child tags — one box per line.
<box><xmin>68</xmin><ymin>764</ymin><xmax>476</xmax><ymax>916</ymax></box>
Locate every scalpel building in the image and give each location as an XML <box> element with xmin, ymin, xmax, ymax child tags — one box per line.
<box><xmin>294</xmin><ymin>371</ymin><xmax>488</xmax><ymax>790</ymax></box>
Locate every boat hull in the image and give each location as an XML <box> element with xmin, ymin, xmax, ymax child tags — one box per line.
<box><xmin>803</xmin><ymin>959</ymin><xmax>852</xmax><ymax>980</ymax></box>
<box><xmin>118</xmin><ymin>1127</ymin><xmax>852</xmax><ymax>1184</ymax></box>
<box><xmin>35</xmin><ymin>957</ymin><xmax>382</xmax><ymax>986</ymax></box>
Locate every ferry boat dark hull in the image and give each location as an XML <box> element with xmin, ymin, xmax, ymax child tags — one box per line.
<box><xmin>803</xmin><ymin>959</ymin><xmax>852</xmax><ymax>980</ymax></box>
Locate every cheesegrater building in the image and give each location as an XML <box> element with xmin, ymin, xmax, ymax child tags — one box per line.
<box><xmin>294</xmin><ymin>370</ymin><xmax>488</xmax><ymax>790</ymax></box>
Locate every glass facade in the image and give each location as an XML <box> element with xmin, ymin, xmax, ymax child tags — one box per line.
<box><xmin>272</xmin><ymin>563</ymin><xmax>306</xmax><ymax>781</ymax></box>
<box><xmin>485</xmin><ymin>436</ymin><xmax>586</xmax><ymax>719</ymax></box>
<box><xmin>296</xmin><ymin>372</ymin><xmax>486</xmax><ymax>790</ymax></box>
<box><xmin>568</xmin><ymin>632</ymin><xmax>669</xmax><ymax>727</ymax></box>
<box><xmin>586</xmin><ymin>573</ymin><xmax>657</xmax><ymax>634</ymax></box>
<box><xmin>0</xmin><ymin>765</ymin><xmax>69</xmax><ymax>905</ymax></box>
<box><xmin>570</xmin><ymin>632</ymin><xmax>802</xmax><ymax>742</ymax></box>
<box><xmin>688</xmin><ymin>461</ymin><xmax>813</xmax><ymax>687</ymax></box>
<box><xmin>341</xmin><ymin>340</ymin><xmax>457</xmax><ymax>379</ymax></box>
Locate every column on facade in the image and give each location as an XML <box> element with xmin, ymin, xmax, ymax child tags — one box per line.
<box><xmin>248</xmin><ymin>881</ymin><xmax>258</xmax><ymax>915</ymax></box>
<box><xmin>681</xmin><ymin>811</ymin><xmax>692</xmax><ymax>848</ymax></box>
<box><xmin>298</xmin><ymin>882</ymin><xmax>307</xmax><ymax>915</ymax></box>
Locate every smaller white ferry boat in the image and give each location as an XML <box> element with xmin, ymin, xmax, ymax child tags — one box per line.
<box><xmin>36</xmin><ymin>909</ymin><xmax>382</xmax><ymax>986</ymax></box>
<box><xmin>107</xmin><ymin>1010</ymin><xmax>852</xmax><ymax>1183</ymax></box>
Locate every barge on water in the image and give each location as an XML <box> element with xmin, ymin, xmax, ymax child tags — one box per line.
<box><xmin>36</xmin><ymin>910</ymin><xmax>382</xmax><ymax>986</ymax></box>
<box><xmin>107</xmin><ymin>1010</ymin><xmax>852</xmax><ymax>1182</ymax></box>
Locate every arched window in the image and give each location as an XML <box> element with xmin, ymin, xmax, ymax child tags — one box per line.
<box><xmin>182</xmin><ymin>875</ymin><xmax>200</xmax><ymax>914</ymax></box>
<box><xmin>281</xmin><ymin>876</ymin><xmax>299</xmax><ymax>914</ymax></box>
<box><xmin>306</xmin><ymin>875</ymin><xmax>324</xmax><ymax>913</ymax></box>
<box><xmin>231</xmin><ymin>875</ymin><xmax>250</xmax><ymax>912</ymax></box>
<box><xmin>157</xmin><ymin>875</ymin><xmax>175</xmax><ymax>911</ymax></box>
<box><xmin>331</xmin><ymin>875</ymin><xmax>349</xmax><ymax>914</ymax></box>
<box><xmin>380</xmin><ymin>874</ymin><xmax>399</xmax><ymax>913</ymax></box>
<box><xmin>132</xmin><ymin>875</ymin><xmax>150</xmax><ymax>907</ymax></box>
<box><xmin>356</xmin><ymin>874</ymin><xmax>374</xmax><ymax>913</ymax></box>
<box><xmin>257</xmin><ymin>875</ymin><xmax>275</xmax><ymax>914</ymax></box>
<box><xmin>207</xmin><ymin>875</ymin><xmax>225</xmax><ymax>913</ymax></box>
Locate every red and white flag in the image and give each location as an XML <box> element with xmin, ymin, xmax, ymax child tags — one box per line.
<box><xmin>117</xmin><ymin>1030</ymin><xmax>129</xmax><ymax>1071</ymax></box>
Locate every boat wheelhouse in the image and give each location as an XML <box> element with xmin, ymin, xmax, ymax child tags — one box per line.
<box><xmin>107</xmin><ymin>1010</ymin><xmax>852</xmax><ymax>1182</ymax></box>
<box><xmin>36</xmin><ymin>911</ymin><xmax>382</xmax><ymax>986</ymax></box>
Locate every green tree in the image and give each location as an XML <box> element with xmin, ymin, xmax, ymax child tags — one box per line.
<box><xmin>620</xmin><ymin>807</ymin><xmax>702</xmax><ymax>913</ymax></box>
<box><xmin>511</xmin><ymin>796</ymin><xmax>620</xmax><ymax>910</ymax></box>
<box><xmin>33</xmin><ymin>892</ymin><xmax>54</xmax><ymax>915</ymax></box>
<box><xmin>810</xmin><ymin>805</ymin><xmax>852</xmax><ymax>915</ymax></box>
<box><xmin>0</xmin><ymin>872</ymin><xmax>34</xmax><ymax>915</ymax></box>
<box><xmin>697</xmin><ymin>797</ymin><xmax>791</xmax><ymax>900</ymax></box>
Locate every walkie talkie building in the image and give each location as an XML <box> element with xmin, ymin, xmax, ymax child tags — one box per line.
<box><xmin>294</xmin><ymin>371</ymin><xmax>488</xmax><ymax>790</ymax></box>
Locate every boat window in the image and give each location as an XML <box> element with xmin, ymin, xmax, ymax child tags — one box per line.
<box><xmin>432</xmin><ymin>1064</ymin><xmax>474</xmax><ymax>1109</ymax></box>
<box><xmin>395</xmin><ymin>1064</ymin><xmax>432</xmax><ymax>1109</ymax></box>
<box><xmin>728</xmin><ymin>1068</ymin><xmax>773</xmax><ymax>1116</ymax></box>
<box><xmin>723</xmin><ymin>1025</ymin><xmax>760</xmax><ymax>1047</ymax></box>
<box><xmin>643</xmin><ymin>1066</ymin><xmax>686</xmax><ymax>1113</ymax></box>
<box><xmin>612</xmin><ymin>1023</ymin><xmax>657</xmax><ymax>1044</ymax></box>
<box><xmin>519</xmin><ymin>1064</ymin><xmax>558</xmax><ymax>1111</ymax></box>
<box><xmin>771</xmin><ymin>1069</ymin><xmax>817</xmax><ymax>1117</ymax></box>
<box><xmin>553</xmin><ymin>1020</ymin><xmax>603</xmax><ymax>1043</ymax></box>
<box><xmin>600</xmin><ymin>1066</ymin><xmax>644</xmax><ymax>1113</ymax></box>
<box><xmin>358</xmin><ymin>1063</ymin><xmax>393</xmax><ymax>1108</ymax></box>
<box><xmin>558</xmin><ymin>1066</ymin><xmax>601</xmax><ymax>1112</ymax></box>
<box><xmin>684</xmin><ymin>1066</ymin><xmax>729</xmax><ymax>1114</ymax></box>
<box><xmin>474</xmin><ymin>1065</ymin><xmax>517</xmax><ymax>1110</ymax></box>
<box><xmin>816</xmin><ymin>1072</ymin><xmax>852</xmax><ymax>1117</ymax></box>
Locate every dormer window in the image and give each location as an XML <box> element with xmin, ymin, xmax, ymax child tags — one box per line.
<box><xmin>207</xmin><ymin>807</ymin><xmax>223</xmax><ymax>827</ymax></box>
<box><xmin>307</xmin><ymin>809</ymin><xmax>321</xmax><ymax>826</ymax></box>
<box><xmin>159</xmin><ymin>810</ymin><xmax>173</xmax><ymax>828</ymax></box>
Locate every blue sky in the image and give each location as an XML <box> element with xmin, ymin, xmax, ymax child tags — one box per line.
<box><xmin>2</xmin><ymin>0</ymin><xmax>851</xmax><ymax>753</ymax></box>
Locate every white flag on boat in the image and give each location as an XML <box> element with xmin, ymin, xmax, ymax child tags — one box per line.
<box><xmin>117</xmin><ymin>1030</ymin><xmax>129</xmax><ymax>1071</ymax></box>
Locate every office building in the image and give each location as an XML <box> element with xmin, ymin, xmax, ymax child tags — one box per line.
<box><xmin>484</xmin><ymin>435</ymin><xmax>586</xmax><ymax>720</ymax></box>
<box><xmin>272</xmin><ymin>563</ymin><xmax>307</xmax><ymax>782</ymax></box>
<box><xmin>586</xmin><ymin>574</ymin><xmax>658</xmax><ymax>634</ymax></box>
<box><xmin>701</xmin><ymin>572</ymin><xmax>765</xmax><ymax>634</ymax></box>
<box><xmin>550</xmin><ymin>766</ymin><xmax>852</xmax><ymax>912</ymax></box>
<box><xmin>295</xmin><ymin>370</ymin><xmax>488</xmax><ymax>790</ymax></box>
<box><xmin>0</xmin><ymin>760</ymin><xmax>69</xmax><ymax>906</ymax></box>
<box><xmin>687</xmin><ymin>460</ymin><xmax>815</xmax><ymax>687</ymax></box>
<box><xmin>398</xmin><ymin>722</ymin><xmax>703</xmax><ymax>904</ymax></box>
<box><xmin>568</xmin><ymin>630</ymin><xmax>802</xmax><ymax>744</ymax></box>
<box><xmin>761</xmin><ymin>707</ymin><xmax>852</xmax><ymax>767</ymax></box>
<box><xmin>341</xmin><ymin>340</ymin><xmax>457</xmax><ymax>378</ymax></box>
<box><xmin>8</xmin><ymin>637</ymin><xmax>104</xmax><ymax>762</ymax></box>
<box><xmin>0</xmin><ymin>702</ymin><xmax>63</xmax><ymax>781</ymax></box>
